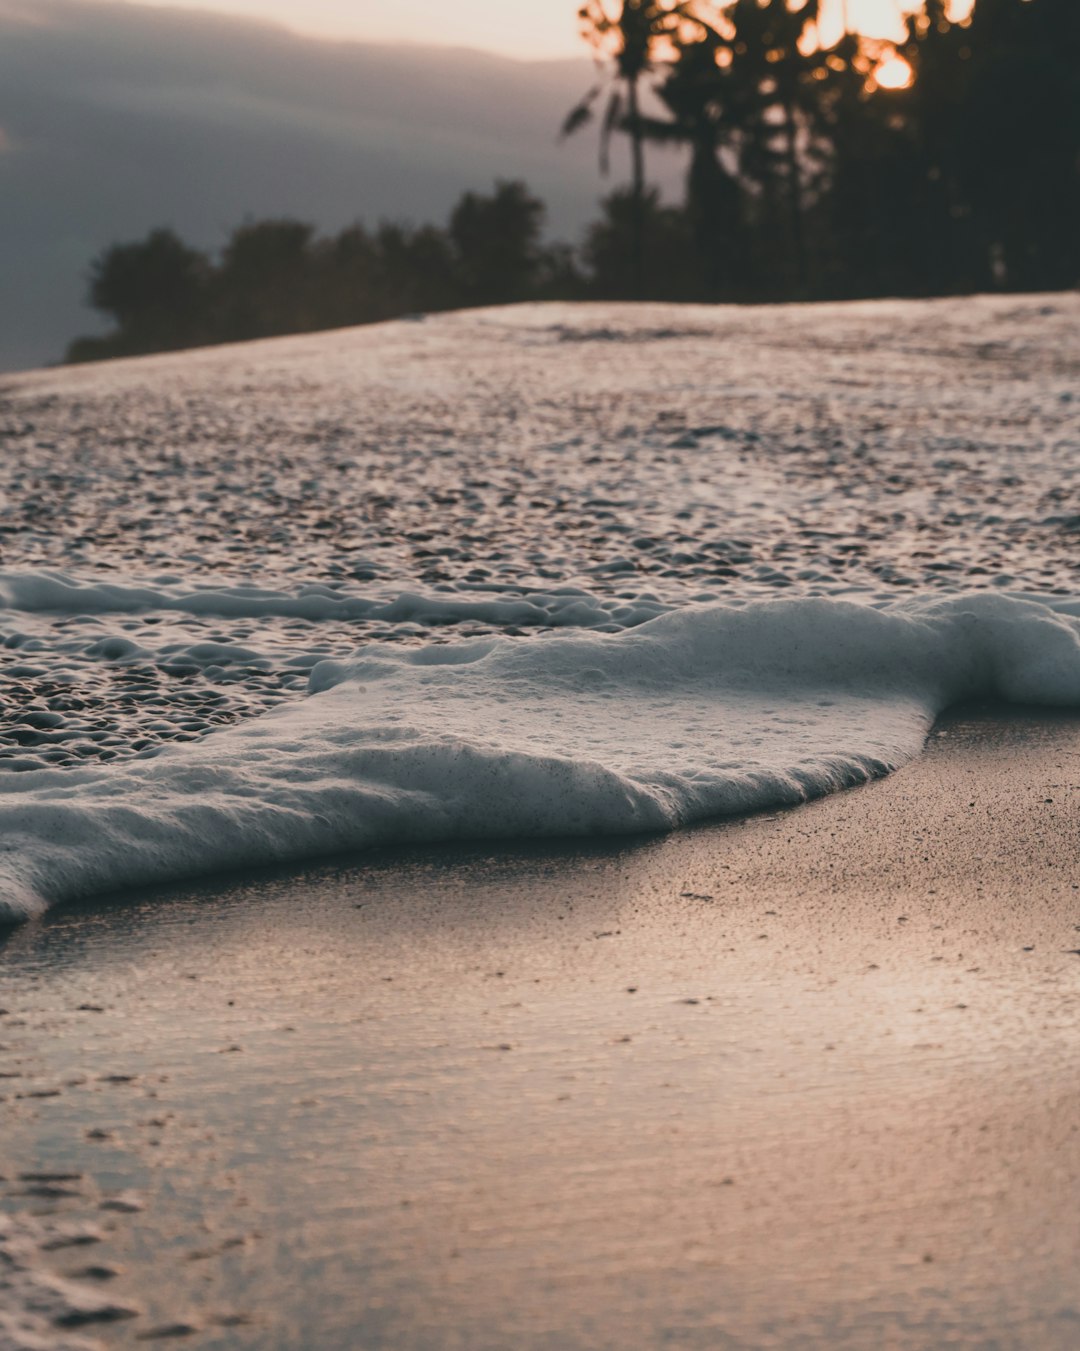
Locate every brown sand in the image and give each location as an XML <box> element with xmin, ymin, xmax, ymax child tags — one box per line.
<box><xmin>2</xmin><ymin>707</ymin><xmax>1079</xmax><ymax>1348</ymax></box>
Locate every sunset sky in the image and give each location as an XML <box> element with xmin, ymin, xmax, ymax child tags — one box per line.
<box><xmin>94</xmin><ymin>0</ymin><xmax>975</xmax><ymax>59</ymax></box>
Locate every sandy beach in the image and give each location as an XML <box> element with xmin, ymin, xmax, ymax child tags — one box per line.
<box><xmin>3</xmin><ymin>297</ymin><xmax>1079</xmax><ymax>1347</ymax></box>
<box><xmin>2</xmin><ymin>0</ymin><xmax>1078</xmax><ymax>1340</ymax></box>
<box><xmin>3</xmin><ymin>704</ymin><xmax>1079</xmax><ymax>1348</ymax></box>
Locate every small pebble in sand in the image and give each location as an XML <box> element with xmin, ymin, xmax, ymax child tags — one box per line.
<box><xmin>136</xmin><ymin>1321</ymin><xmax>201</xmax><ymax>1340</ymax></box>
<box><xmin>99</xmin><ymin>1192</ymin><xmax>145</xmax><ymax>1214</ymax></box>
<box><xmin>69</xmin><ymin>1264</ymin><xmax>124</xmax><ymax>1281</ymax></box>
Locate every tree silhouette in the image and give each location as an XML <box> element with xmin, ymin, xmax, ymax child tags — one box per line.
<box><xmin>583</xmin><ymin>185</ymin><xmax>698</xmax><ymax>298</ymax></box>
<box><xmin>647</xmin><ymin>24</ymin><xmax>745</xmax><ymax>298</ymax></box>
<box><xmin>952</xmin><ymin>0</ymin><xmax>1079</xmax><ymax>290</ymax></box>
<box><xmin>67</xmin><ymin>228</ymin><xmax>208</xmax><ymax>361</ymax></box>
<box><xmin>641</xmin><ymin>1</ymin><xmax>836</xmax><ymax>297</ymax></box>
<box><xmin>562</xmin><ymin>1</ymin><xmax>703</xmax><ymax>298</ymax></box>
<box><xmin>705</xmin><ymin>0</ymin><xmax>830</xmax><ymax>294</ymax></box>
<box><xmin>892</xmin><ymin>0</ymin><xmax>1080</xmax><ymax>294</ymax></box>
<box><xmin>370</xmin><ymin>222</ymin><xmax>461</xmax><ymax>316</ymax></box>
<box><xmin>66</xmin><ymin>184</ymin><xmax>580</xmax><ymax>362</ymax></box>
<box><xmin>64</xmin><ymin>2</ymin><xmax>1080</xmax><ymax>364</ymax></box>
<box><xmin>449</xmin><ymin>180</ymin><xmax>546</xmax><ymax>306</ymax></box>
<box><xmin>216</xmin><ymin>219</ymin><xmax>317</xmax><ymax>341</ymax></box>
<box><xmin>788</xmin><ymin>24</ymin><xmax>933</xmax><ymax>299</ymax></box>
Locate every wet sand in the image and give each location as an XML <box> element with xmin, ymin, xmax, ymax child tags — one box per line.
<box><xmin>2</xmin><ymin>706</ymin><xmax>1080</xmax><ymax>1349</ymax></box>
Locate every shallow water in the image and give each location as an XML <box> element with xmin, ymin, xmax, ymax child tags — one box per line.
<box><xmin>1</xmin><ymin>298</ymin><xmax>1079</xmax><ymax>923</ymax></box>
<box><xmin>3</xmin><ymin>296</ymin><xmax>1079</xmax><ymax>771</ymax></box>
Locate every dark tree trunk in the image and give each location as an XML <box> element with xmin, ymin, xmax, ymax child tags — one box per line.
<box><xmin>783</xmin><ymin>95</ymin><xmax>808</xmax><ymax>294</ymax></box>
<box><xmin>628</xmin><ymin>75</ymin><xmax>646</xmax><ymax>299</ymax></box>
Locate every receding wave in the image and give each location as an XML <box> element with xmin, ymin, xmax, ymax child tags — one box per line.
<box><xmin>3</xmin><ymin>591</ymin><xmax>1078</xmax><ymax>925</ymax></box>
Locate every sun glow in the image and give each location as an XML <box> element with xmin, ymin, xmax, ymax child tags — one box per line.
<box><xmin>872</xmin><ymin>54</ymin><xmax>914</xmax><ymax>89</ymax></box>
<box><xmin>81</xmin><ymin>1</ymin><xmax>981</xmax><ymax>61</ymax></box>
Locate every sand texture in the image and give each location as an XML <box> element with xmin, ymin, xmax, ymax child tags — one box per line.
<box><xmin>2</xmin><ymin>707</ymin><xmax>1079</xmax><ymax>1348</ymax></box>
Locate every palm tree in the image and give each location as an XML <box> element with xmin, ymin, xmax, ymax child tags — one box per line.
<box><xmin>713</xmin><ymin>0</ymin><xmax>826</xmax><ymax>293</ymax></box>
<box><xmin>641</xmin><ymin>1</ymin><xmax>829</xmax><ymax>297</ymax></box>
<box><xmin>562</xmin><ymin>1</ymin><xmax>704</xmax><ymax>297</ymax></box>
<box><xmin>648</xmin><ymin>23</ymin><xmax>744</xmax><ymax>296</ymax></box>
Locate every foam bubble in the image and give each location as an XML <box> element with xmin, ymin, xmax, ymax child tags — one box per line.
<box><xmin>2</xmin><ymin>592</ymin><xmax>1077</xmax><ymax>924</ymax></box>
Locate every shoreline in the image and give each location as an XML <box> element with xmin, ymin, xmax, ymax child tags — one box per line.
<box><xmin>3</xmin><ymin>705</ymin><xmax>1080</xmax><ymax>1347</ymax></box>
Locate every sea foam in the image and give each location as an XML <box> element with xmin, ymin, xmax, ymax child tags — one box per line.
<box><xmin>0</xmin><ymin>566</ymin><xmax>668</xmax><ymax>628</ymax></box>
<box><xmin>2</xmin><ymin>591</ymin><xmax>1078</xmax><ymax>924</ymax></box>
<box><xmin>4</xmin><ymin>298</ymin><xmax>1080</xmax><ymax>923</ymax></box>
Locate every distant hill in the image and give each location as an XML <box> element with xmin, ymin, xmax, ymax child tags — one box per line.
<box><xmin>0</xmin><ymin>0</ymin><xmax>681</xmax><ymax>371</ymax></box>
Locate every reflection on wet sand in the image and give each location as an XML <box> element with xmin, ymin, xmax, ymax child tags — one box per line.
<box><xmin>3</xmin><ymin>710</ymin><xmax>1080</xmax><ymax>1348</ymax></box>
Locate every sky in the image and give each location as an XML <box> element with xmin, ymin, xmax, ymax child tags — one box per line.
<box><xmin>82</xmin><ymin>0</ymin><xmax>975</xmax><ymax>60</ymax></box>
<box><xmin>2</xmin><ymin>0</ymin><xmax>666</xmax><ymax>369</ymax></box>
<box><xmin>2</xmin><ymin>0</ymin><xmax>978</xmax><ymax>370</ymax></box>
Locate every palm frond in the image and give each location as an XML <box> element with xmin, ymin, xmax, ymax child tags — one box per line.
<box><xmin>561</xmin><ymin>85</ymin><xmax>605</xmax><ymax>140</ymax></box>
<box><xmin>599</xmin><ymin>88</ymin><xmax>625</xmax><ymax>176</ymax></box>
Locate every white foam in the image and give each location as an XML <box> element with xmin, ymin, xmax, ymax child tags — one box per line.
<box><xmin>0</xmin><ymin>569</ymin><xmax>667</xmax><ymax>631</ymax></box>
<box><xmin>2</xmin><ymin>592</ymin><xmax>1078</xmax><ymax>924</ymax></box>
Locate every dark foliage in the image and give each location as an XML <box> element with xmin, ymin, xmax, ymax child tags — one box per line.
<box><xmin>563</xmin><ymin>2</ymin><xmax>704</xmax><ymax>297</ymax></box>
<box><xmin>66</xmin><ymin>229</ymin><xmax>210</xmax><ymax>361</ymax></box>
<box><xmin>449</xmin><ymin>181</ymin><xmax>548</xmax><ymax>306</ymax></box>
<box><xmin>67</xmin><ymin>181</ymin><xmax>561</xmax><ymax>363</ymax></box>
<box><xmin>583</xmin><ymin>187</ymin><xmax>699</xmax><ymax>299</ymax></box>
<box><xmin>67</xmin><ymin>1</ymin><xmax>1078</xmax><ymax>363</ymax></box>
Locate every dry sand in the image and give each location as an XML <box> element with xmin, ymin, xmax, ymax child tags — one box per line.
<box><xmin>2</xmin><ymin>706</ymin><xmax>1079</xmax><ymax>1349</ymax></box>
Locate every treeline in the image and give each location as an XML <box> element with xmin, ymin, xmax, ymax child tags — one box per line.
<box><xmin>67</xmin><ymin>0</ymin><xmax>1079</xmax><ymax>363</ymax></box>
<box><xmin>568</xmin><ymin>0</ymin><xmax>1080</xmax><ymax>302</ymax></box>
<box><xmin>66</xmin><ymin>183</ymin><xmax>580</xmax><ymax>363</ymax></box>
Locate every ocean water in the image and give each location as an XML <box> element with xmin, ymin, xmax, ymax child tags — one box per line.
<box><xmin>1</xmin><ymin>296</ymin><xmax>1079</xmax><ymax>922</ymax></box>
